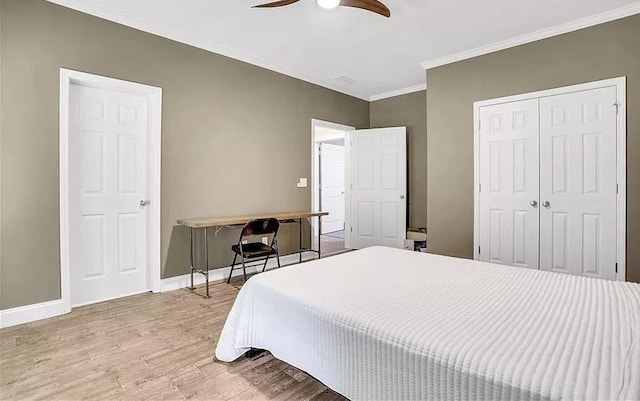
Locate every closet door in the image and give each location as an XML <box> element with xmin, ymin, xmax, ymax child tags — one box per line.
<box><xmin>478</xmin><ymin>99</ymin><xmax>539</xmax><ymax>269</ymax></box>
<box><xmin>539</xmin><ymin>87</ymin><xmax>618</xmax><ymax>280</ymax></box>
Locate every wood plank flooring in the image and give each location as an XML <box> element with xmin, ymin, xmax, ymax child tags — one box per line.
<box><xmin>319</xmin><ymin>235</ymin><xmax>348</xmax><ymax>257</ymax></box>
<box><xmin>0</xmin><ymin>282</ymin><xmax>348</xmax><ymax>401</ymax></box>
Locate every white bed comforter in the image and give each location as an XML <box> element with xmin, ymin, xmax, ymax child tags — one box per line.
<box><xmin>216</xmin><ymin>246</ymin><xmax>640</xmax><ymax>401</ymax></box>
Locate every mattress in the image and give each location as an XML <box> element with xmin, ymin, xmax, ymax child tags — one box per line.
<box><xmin>215</xmin><ymin>246</ymin><xmax>640</xmax><ymax>400</ymax></box>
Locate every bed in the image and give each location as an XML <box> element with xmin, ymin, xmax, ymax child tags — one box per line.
<box><xmin>215</xmin><ymin>246</ymin><xmax>640</xmax><ymax>400</ymax></box>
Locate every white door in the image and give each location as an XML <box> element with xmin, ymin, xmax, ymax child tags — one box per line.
<box><xmin>69</xmin><ymin>83</ymin><xmax>150</xmax><ymax>307</ymax></box>
<box><xmin>320</xmin><ymin>143</ymin><xmax>345</xmax><ymax>234</ymax></box>
<box><xmin>350</xmin><ymin>127</ymin><xmax>407</xmax><ymax>249</ymax></box>
<box><xmin>478</xmin><ymin>99</ymin><xmax>540</xmax><ymax>269</ymax></box>
<box><xmin>539</xmin><ymin>87</ymin><xmax>618</xmax><ymax>280</ymax></box>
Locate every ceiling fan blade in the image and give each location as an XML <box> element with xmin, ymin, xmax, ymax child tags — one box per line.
<box><xmin>252</xmin><ymin>0</ymin><xmax>301</xmax><ymax>8</ymax></box>
<box><xmin>340</xmin><ymin>0</ymin><xmax>390</xmax><ymax>17</ymax></box>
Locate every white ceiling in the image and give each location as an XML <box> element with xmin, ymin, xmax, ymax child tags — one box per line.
<box><xmin>47</xmin><ymin>0</ymin><xmax>640</xmax><ymax>100</ymax></box>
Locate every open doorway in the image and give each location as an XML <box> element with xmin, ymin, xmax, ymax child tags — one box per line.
<box><xmin>311</xmin><ymin>119</ymin><xmax>354</xmax><ymax>256</ymax></box>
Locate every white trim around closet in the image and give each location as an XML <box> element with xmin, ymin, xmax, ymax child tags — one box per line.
<box><xmin>473</xmin><ymin>77</ymin><xmax>627</xmax><ymax>281</ymax></box>
<box><xmin>59</xmin><ymin>69</ymin><xmax>163</xmax><ymax>314</ymax></box>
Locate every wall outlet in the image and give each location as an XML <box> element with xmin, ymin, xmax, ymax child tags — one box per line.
<box><xmin>262</xmin><ymin>237</ymin><xmax>269</xmax><ymax>245</ymax></box>
<box><xmin>296</xmin><ymin>178</ymin><xmax>308</xmax><ymax>188</ymax></box>
<box><xmin>242</xmin><ymin>240</ymin><xmax>248</xmax><ymax>244</ymax></box>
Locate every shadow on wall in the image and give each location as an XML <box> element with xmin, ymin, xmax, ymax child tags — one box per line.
<box><xmin>163</xmin><ymin>221</ymin><xmax>312</xmax><ymax>279</ymax></box>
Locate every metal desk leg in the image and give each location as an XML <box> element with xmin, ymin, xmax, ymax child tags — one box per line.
<box><xmin>318</xmin><ymin>215</ymin><xmax>322</xmax><ymax>259</ymax></box>
<box><xmin>299</xmin><ymin>218</ymin><xmax>303</xmax><ymax>263</ymax></box>
<box><xmin>204</xmin><ymin>227</ymin><xmax>210</xmax><ymax>299</ymax></box>
<box><xmin>189</xmin><ymin>228</ymin><xmax>195</xmax><ymax>291</ymax></box>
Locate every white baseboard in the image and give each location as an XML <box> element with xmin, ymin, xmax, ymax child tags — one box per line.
<box><xmin>0</xmin><ymin>299</ymin><xmax>68</xmax><ymax>329</ymax></box>
<box><xmin>0</xmin><ymin>253</ymin><xmax>318</xmax><ymax>329</ymax></box>
<box><xmin>160</xmin><ymin>252</ymin><xmax>317</xmax><ymax>292</ymax></box>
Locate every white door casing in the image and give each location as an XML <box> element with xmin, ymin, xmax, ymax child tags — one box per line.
<box><xmin>69</xmin><ymin>84</ymin><xmax>151</xmax><ymax>307</ymax></box>
<box><xmin>350</xmin><ymin>127</ymin><xmax>407</xmax><ymax>249</ymax></box>
<box><xmin>539</xmin><ymin>87</ymin><xmax>618</xmax><ymax>280</ymax></box>
<box><xmin>320</xmin><ymin>143</ymin><xmax>345</xmax><ymax>234</ymax></box>
<box><xmin>478</xmin><ymin>99</ymin><xmax>540</xmax><ymax>269</ymax></box>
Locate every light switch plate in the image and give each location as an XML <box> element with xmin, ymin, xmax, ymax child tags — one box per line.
<box><xmin>296</xmin><ymin>178</ymin><xmax>308</xmax><ymax>188</ymax></box>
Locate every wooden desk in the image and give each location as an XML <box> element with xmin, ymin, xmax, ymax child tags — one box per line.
<box><xmin>177</xmin><ymin>211</ymin><xmax>328</xmax><ymax>298</ymax></box>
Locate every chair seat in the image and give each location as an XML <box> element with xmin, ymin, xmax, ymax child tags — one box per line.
<box><xmin>231</xmin><ymin>242</ymin><xmax>277</xmax><ymax>258</ymax></box>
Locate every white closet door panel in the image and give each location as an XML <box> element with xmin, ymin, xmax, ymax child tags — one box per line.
<box><xmin>478</xmin><ymin>99</ymin><xmax>539</xmax><ymax>269</ymax></box>
<box><xmin>539</xmin><ymin>87</ymin><xmax>617</xmax><ymax>280</ymax></box>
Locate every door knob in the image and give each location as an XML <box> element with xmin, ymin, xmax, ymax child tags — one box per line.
<box><xmin>400</xmin><ymin>195</ymin><xmax>405</xmax><ymax>200</ymax></box>
<box><xmin>530</xmin><ymin>200</ymin><xmax>538</xmax><ymax>207</ymax></box>
<box><xmin>542</xmin><ymin>200</ymin><xmax>550</xmax><ymax>208</ymax></box>
<box><xmin>140</xmin><ymin>199</ymin><xmax>150</xmax><ymax>207</ymax></box>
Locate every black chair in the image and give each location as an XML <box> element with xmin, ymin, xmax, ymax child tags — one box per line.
<box><xmin>227</xmin><ymin>218</ymin><xmax>281</xmax><ymax>283</ymax></box>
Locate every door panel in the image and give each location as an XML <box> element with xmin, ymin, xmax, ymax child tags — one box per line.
<box><xmin>478</xmin><ymin>99</ymin><xmax>539</xmax><ymax>269</ymax></box>
<box><xmin>320</xmin><ymin>143</ymin><xmax>345</xmax><ymax>234</ymax></box>
<box><xmin>539</xmin><ymin>87</ymin><xmax>617</xmax><ymax>280</ymax></box>
<box><xmin>70</xmin><ymin>84</ymin><xmax>149</xmax><ymax>307</ymax></box>
<box><xmin>350</xmin><ymin>127</ymin><xmax>406</xmax><ymax>249</ymax></box>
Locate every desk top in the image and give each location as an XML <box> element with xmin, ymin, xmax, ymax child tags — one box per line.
<box><xmin>177</xmin><ymin>211</ymin><xmax>329</xmax><ymax>229</ymax></box>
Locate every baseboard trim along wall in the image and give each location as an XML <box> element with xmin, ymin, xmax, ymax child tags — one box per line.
<box><xmin>0</xmin><ymin>252</ymin><xmax>318</xmax><ymax>328</ymax></box>
<box><xmin>159</xmin><ymin>252</ymin><xmax>316</xmax><ymax>292</ymax></box>
<box><xmin>0</xmin><ymin>299</ymin><xmax>67</xmax><ymax>329</ymax></box>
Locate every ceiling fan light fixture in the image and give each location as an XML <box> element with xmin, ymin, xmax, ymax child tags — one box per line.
<box><xmin>252</xmin><ymin>0</ymin><xmax>390</xmax><ymax>18</ymax></box>
<box><xmin>316</xmin><ymin>0</ymin><xmax>340</xmax><ymax>9</ymax></box>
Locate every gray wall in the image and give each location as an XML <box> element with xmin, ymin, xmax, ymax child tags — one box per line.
<box><xmin>370</xmin><ymin>91</ymin><xmax>427</xmax><ymax>229</ymax></box>
<box><xmin>0</xmin><ymin>0</ymin><xmax>369</xmax><ymax>309</ymax></box>
<box><xmin>426</xmin><ymin>15</ymin><xmax>640</xmax><ymax>282</ymax></box>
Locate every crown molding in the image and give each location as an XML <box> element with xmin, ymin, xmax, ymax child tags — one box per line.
<box><xmin>420</xmin><ymin>2</ymin><xmax>640</xmax><ymax>70</ymax></box>
<box><xmin>45</xmin><ymin>0</ymin><xmax>371</xmax><ymax>101</ymax></box>
<box><xmin>369</xmin><ymin>83</ymin><xmax>427</xmax><ymax>102</ymax></box>
<box><xmin>45</xmin><ymin>0</ymin><xmax>640</xmax><ymax>103</ymax></box>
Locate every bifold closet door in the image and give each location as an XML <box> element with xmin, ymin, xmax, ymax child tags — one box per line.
<box><xmin>539</xmin><ymin>87</ymin><xmax>618</xmax><ymax>280</ymax></box>
<box><xmin>478</xmin><ymin>99</ymin><xmax>540</xmax><ymax>269</ymax></box>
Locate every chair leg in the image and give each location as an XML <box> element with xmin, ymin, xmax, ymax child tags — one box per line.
<box><xmin>241</xmin><ymin>258</ymin><xmax>248</xmax><ymax>282</ymax></box>
<box><xmin>262</xmin><ymin>255</ymin><xmax>270</xmax><ymax>272</ymax></box>
<box><xmin>276</xmin><ymin>251</ymin><xmax>281</xmax><ymax>268</ymax></box>
<box><xmin>227</xmin><ymin>253</ymin><xmax>238</xmax><ymax>284</ymax></box>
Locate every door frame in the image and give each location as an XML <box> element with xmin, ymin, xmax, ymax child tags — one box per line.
<box><xmin>311</xmin><ymin>119</ymin><xmax>354</xmax><ymax>250</ymax></box>
<box><xmin>59</xmin><ymin>68</ymin><xmax>163</xmax><ymax>313</ymax></box>
<box><xmin>473</xmin><ymin>77</ymin><xmax>627</xmax><ymax>281</ymax></box>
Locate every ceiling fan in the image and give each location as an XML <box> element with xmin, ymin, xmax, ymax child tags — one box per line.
<box><xmin>252</xmin><ymin>0</ymin><xmax>391</xmax><ymax>18</ymax></box>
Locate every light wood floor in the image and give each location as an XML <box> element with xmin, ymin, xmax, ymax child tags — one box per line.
<box><xmin>320</xmin><ymin>234</ymin><xmax>348</xmax><ymax>257</ymax></box>
<box><xmin>0</xmin><ymin>281</ymin><xmax>348</xmax><ymax>401</ymax></box>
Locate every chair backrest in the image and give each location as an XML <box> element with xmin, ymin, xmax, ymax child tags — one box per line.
<box><xmin>240</xmin><ymin>218</ymin><xmax>280</xmax><ymax>238</ymax></box>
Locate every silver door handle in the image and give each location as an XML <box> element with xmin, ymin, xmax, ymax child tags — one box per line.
<box><xmin>400</xmin><ymin>195</ymin><xmax>405</xmax><ymax>200</ymax></box>
<box><xmin>530</xmin><ymin>200</ymin><xmax>538</xmax><ymax>207</ymax></box>
<box><xmin>140</xmin><ymin>199</ymin><xmax>150</xmax><ymax>207</ymax></box>
<box><xmin>542</xmin><ymin>200</ymin><xmax>550</xmax><ymax>208</ymax></box>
